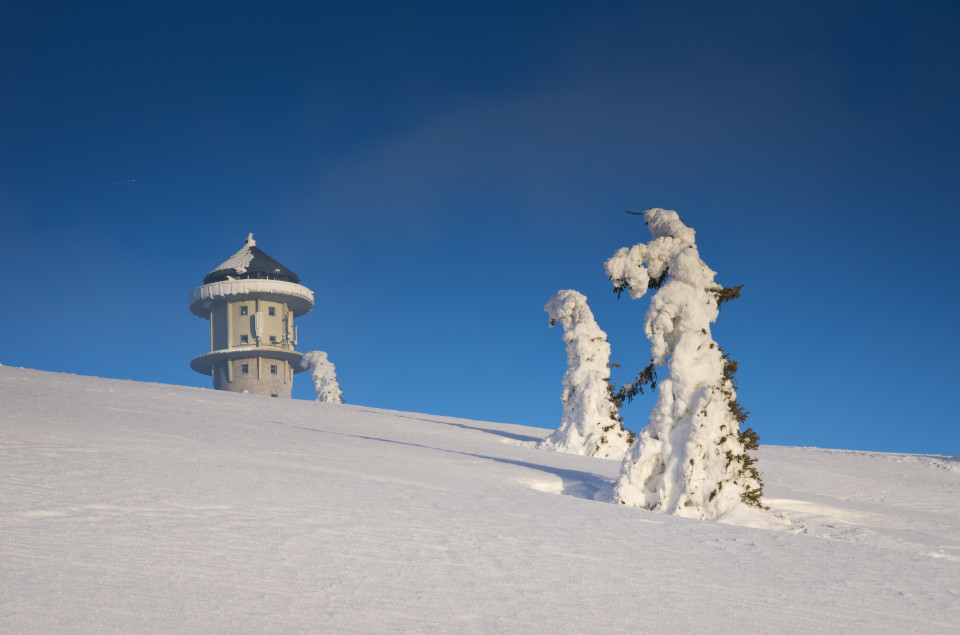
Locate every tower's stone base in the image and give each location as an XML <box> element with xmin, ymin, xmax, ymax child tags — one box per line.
<box><xmin>212</xmin><ymin>358</ymin><xmax>293</xmax><ymax>398</ymax></box>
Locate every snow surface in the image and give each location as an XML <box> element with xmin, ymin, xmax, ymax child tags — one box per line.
<box><xmin>1</xmin><ymin>366</ymin><xmax>958</xmax><ymax>632</ymax></box>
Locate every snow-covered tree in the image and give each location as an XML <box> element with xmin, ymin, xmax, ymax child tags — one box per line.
<box><xmin>604</xmin><ymin>209</ymin><xmax>763</xmax><ymax>519</ymax></box>
<box><xmin>300</xmin><ymin>351</ymin><xmax>343</xmax><ymax>404</ymax></box>
<box><xmin>539</xmin><ymin>290</ymin><xmax>634</xmax><ymax>459</ymax></box>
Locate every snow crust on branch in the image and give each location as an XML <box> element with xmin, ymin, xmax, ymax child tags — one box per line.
<box><xmin>539</xmin><ymin>290</ymin><xmax>632</xmax><ymax>459</ymax></box>
<box><xmin>301</xmin><ymin>351</ymin><xmax>343</xmax><ymax>404</ymax></box>
<box><xmin>605</xmin><ymin>209</ymin><xmax>763</xmax><ymax>519</ymax></box>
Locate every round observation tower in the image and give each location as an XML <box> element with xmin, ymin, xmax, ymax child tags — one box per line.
<box><xmin>189</xmin><ymin>233</ymin><xmax>314</xmax><ymax>398</ymax></box>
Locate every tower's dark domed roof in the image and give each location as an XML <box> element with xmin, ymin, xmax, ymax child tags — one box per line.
<box><xmin>203</xmin><ymin>234</ymin><xmax>301</xmax><ymax>285</ymax></box>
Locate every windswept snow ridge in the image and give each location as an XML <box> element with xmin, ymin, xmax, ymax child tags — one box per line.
<box><xmin>539</xmin><ymin>290</ymin><xmax>632</xmax><ymax>459</ymax></box>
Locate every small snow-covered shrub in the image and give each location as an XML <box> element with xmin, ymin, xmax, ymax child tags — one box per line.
<box><xmin>605</xmin><ymin>209</ymin><xmax>764</xmax><ymax>518</ymax></box>
<box><xmin>300</xmin><ymin>351</ymin><xmax>343</xmax><ymax>404</ymax></box>
<box><xmin>539</xmin><ymin>290</ymin><xmax>633</xmax><ymax>459</ymax></box>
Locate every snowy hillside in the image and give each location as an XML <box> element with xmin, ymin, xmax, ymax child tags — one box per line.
<box><xmin>2</xmin><ymin>367</ymin><xmax>958</xmax><ymax>632</ymax></box>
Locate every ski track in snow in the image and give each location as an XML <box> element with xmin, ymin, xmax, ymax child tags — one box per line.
<box><xmin>1</xmin><ymin>366</ymin><xmax>958</xmax><ymax>632</ymax></box>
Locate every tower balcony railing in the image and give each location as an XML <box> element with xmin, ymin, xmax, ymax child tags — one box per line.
<box><xmin>188</xmin><ymin>278</ymin><xmax>314</xmax><ymax>318</ymax></box>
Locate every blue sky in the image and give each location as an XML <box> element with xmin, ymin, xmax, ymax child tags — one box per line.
<box><xmin>3</xmin><ymin>0</ymin><xmax>958</xmax><ymax>454</ymax></box>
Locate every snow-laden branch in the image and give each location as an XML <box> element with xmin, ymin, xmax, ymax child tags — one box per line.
<box><xmin>300</xmin><ymin>351</ymin><xmax>343</xmax><ymax>404</ymax></box>
<box><xmin>539</xmin><ymin>290</ymin><xmax>633</xmax><ymax>459</ymax></box>
<box><xmin>605</xmin><ymin>209</ymin><xmax>763</xmax><ymax>519</ymax></box>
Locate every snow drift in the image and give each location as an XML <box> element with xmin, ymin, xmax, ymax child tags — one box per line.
<box><xmin>1</xmin><ymin>366</ymin><xmax>958</xmax><ymax>632</ymax></box>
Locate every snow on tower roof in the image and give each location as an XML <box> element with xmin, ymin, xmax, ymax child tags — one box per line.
<box><xmin>203</xmin><ymin>233</ymin><xmax>301</xmax><ymax>285</ymax></box>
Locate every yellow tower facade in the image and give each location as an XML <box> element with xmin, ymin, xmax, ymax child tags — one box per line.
<box><xmin>189</xmin><ymin>234</ymin><xmax>314</xmax><ymax>397</ymax></box>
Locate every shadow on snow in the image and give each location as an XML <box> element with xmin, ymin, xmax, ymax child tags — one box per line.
<box><xmin>269</xmin><ymin>420</ymin><xmax>609</xmax><ymax>502</ymax></box>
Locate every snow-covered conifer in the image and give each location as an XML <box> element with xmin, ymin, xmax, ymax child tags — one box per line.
<box><xmin>539</xmin><ymin>290</ymin><xmax>633</xmax><ymax>459</ymax></box>
<box><xmin>300</xmin><ymin>351</ymin><xmax>343</xmax><ymax>404</ymax></box>
<box><xmin>605</xmin><ymin>209</ymin><xmax>763</xmax><ymax>518</ymax></box>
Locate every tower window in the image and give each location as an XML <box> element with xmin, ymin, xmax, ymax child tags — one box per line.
<box><xmin>270</xmin><ymin>364</ymin><xmax>278</xmax><ymax>375</ymax></box>
<box><xmin>268</xmin><ymin>307</ymin><xmax>276</xmax><ymax>316</ymax></box>
<box><xmin>240</xmin><ymin>306</ymin><xmax>248</xmax><ymax>315</ymax></box>
<box><xmin>269</xmin><ymin>335</ymin><xmax>277</xmax><ymax>343</ymax></box>
<box><xmin>241</xmin><ymin>364</ymin><xmax>249</xmax><ymax>374</ymax></box>
<box><xmin>241</xmin><ymin>335</ymin><xmax>249</xmax><ymax>344</ymax></box>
